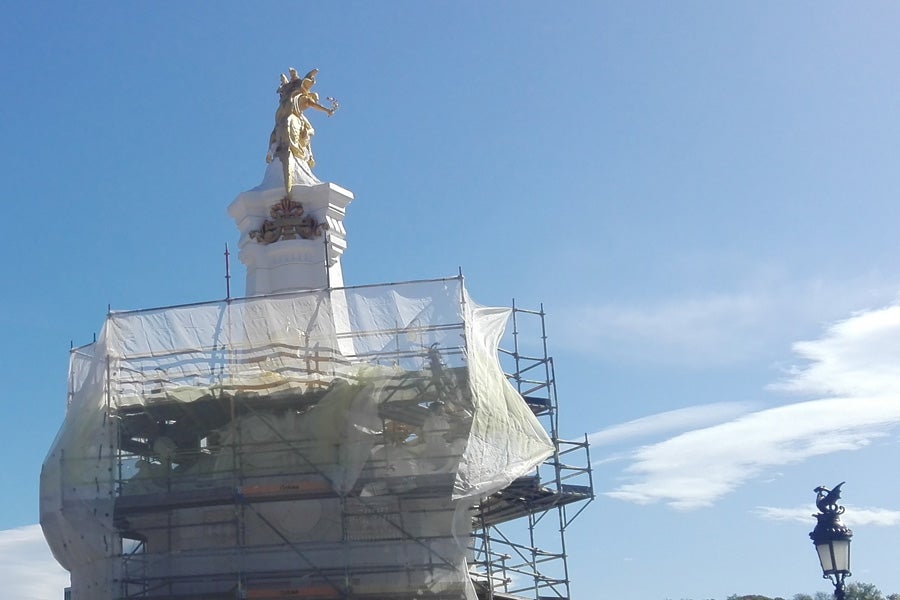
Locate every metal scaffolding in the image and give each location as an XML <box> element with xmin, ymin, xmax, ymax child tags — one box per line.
<box><xmin>43</xmin><ymin>277</ymin><xmax>592</xmax><ymax>600</ymax></box>
<box><xmin>471</xmin><ymin>303</ymin><xmax>594</xmax><ymax>600</ymax></box>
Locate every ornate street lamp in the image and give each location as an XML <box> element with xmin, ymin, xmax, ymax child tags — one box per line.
<box><xmin>810</xmin><ymin>482</ymin><xmax>853</xmax><ymax>600</ymax></box>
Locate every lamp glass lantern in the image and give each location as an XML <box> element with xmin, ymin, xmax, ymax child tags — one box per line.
<box><xmin>813</xmin><ymin>532</ymin><xmax>851</xmax><ymax>579</ymax></box>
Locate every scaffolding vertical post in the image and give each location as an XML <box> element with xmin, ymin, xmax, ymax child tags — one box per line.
<box><xmin>225</xmin><ymin>243</ymin><xmax>232</xmax><ymax>300</ymax></box>
<box><xmin>479</xmin><ymin>502</ymin><xmax>494</xmax><ymax>600</ymax></box>
<box><xmin>511</xmin><ymin>299</ymin><xmax>522</xmax><ymax>395</ymax></box>
<box><xmin>105</xmin><ymin>350</ymin><xmax>115</xmax><ymax>598</ymax></box>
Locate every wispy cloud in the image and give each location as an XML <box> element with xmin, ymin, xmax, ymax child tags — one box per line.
<box><xmin>598</xmin><ymin>301</ymin><xmax>900</xmax><ymax>509</ymax></box>
<box><xmin>757</xmin><ymin>505</ymin><xmax>900</xmax><ymax>527</ymax></box>
<box><xmin>0</xmin><ymin>525</ymin><xmax>68</xmax><ymax>599</ymax></box>
<box><xmin>560</xmin><ymin>291</ymin><xmax>776</xmax><ymax>367</ymax></box>
<box><xmin>588</xmin><ymin>401</ymin><xmax>757</xmax><ymax>447</ymax></box>
<box><xmin>556</xmin><ymin>273</ymin><xmax>897</xmax><ymax>368</ymax></box>
<box><xmin>605</xmin><ymin>397</ymin><xmax>900</xmax><ymax>509</ymax></box>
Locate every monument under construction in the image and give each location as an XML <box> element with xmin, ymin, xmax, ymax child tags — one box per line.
<box><xmin>40</xmin><ymin>68</ymin><xmax>593</xmax><ymax>600</ymax></box>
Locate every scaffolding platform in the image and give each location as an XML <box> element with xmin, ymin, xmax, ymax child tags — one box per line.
<box><xmin>477</xmin><ymin>475</ymin><xmax>593</xmax><ymax>527</ymax></box>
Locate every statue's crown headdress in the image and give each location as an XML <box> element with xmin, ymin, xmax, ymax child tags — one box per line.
<box><xmin>278</xmin><ymin>67</ymin><xmax>318</xmax><ymax>97</ymax></box>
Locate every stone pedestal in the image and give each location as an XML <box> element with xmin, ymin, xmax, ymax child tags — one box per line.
<box><xmin>228</xmin><ymin>182</ymin><xmax>353</xmax><ymax>295</ymax></box>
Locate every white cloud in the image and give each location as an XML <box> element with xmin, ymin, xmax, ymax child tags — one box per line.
<box><xmin>773</xmin><ymin>304</ymin><xmax>900</xmax><ymax>397</ymax></box>
<box><xmin>555</xmin><ymin>273</ymin><xmax>897</xmax><ymax>368</ymax></box>
<box><xmin>588</xmin><ymin>401</ymin><xmax>756</xmax><ymax>447</ymax></box>
<box><xmin>757</xmin><ymin>505</ymin><xmax>900</xmax><ymax>527</ymax></box>
<box><xmin>0</xmin><ymin>524</ymin><xmax>68</xmax><ymax>600</ymax></box>
<box><xmin>599</xmin><ymin>301</ymin><xmax>900</xmax><ymax>509</ymax></box>
<box><xmin>604</xmin><ymin>397</ymin><xmax>900</xmax><ymax>509</ymax></box>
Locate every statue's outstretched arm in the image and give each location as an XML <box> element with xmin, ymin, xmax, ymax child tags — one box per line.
<box><xmin>308</xmin><ymin>101</ymin><xmax>335</xmax><ymax>117</ymax></box>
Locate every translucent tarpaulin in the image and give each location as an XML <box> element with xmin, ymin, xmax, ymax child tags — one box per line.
<box><xmin>40</xmin><ymin>277</ymin><xmax>553</xmax><ymax>600</ymax></box>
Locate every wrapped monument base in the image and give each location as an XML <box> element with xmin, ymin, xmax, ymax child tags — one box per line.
<box><xmin>40</xmin><ymin>277</ymin><xmax>553</xmax><ymax>600</ymax></box>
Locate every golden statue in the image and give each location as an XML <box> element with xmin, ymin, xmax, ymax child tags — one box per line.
<box><xmin>266</xmin><ymin>68</ymin><xmax>339</xmax><ymax>196</ymax></box>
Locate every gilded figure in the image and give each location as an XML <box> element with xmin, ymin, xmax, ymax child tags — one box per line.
<box><xmin>266</xmin><ymin>68</ymin><xmax>339</xmax><ymax>196</ymax></box>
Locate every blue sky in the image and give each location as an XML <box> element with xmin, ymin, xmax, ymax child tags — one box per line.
<box><xmin>3</xmin><ymin>2</ymin><xmax>900</xmax><ymax>599</ymax></box>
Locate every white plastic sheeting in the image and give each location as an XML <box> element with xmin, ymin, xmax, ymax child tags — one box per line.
<box><xmin>40</xmin><ymin>278</ymin><xmax>553</xmax><ymax>599</ymax></box>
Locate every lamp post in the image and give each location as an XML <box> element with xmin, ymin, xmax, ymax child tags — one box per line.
<box><xmin>809</xmin><ymin>482</ymin><xmax>853</xmax><ymax>600</ymax></box>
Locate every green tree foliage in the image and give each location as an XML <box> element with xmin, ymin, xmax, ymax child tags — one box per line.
<box><xmin>677</xmin><ymin>584</ymin><xmax>898</xmax><ymax>600</ymax></box>
<box><xmin>844</xmin><ymin>581</ymin><xmax>885</xmax><ymax>600</ymax></box>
